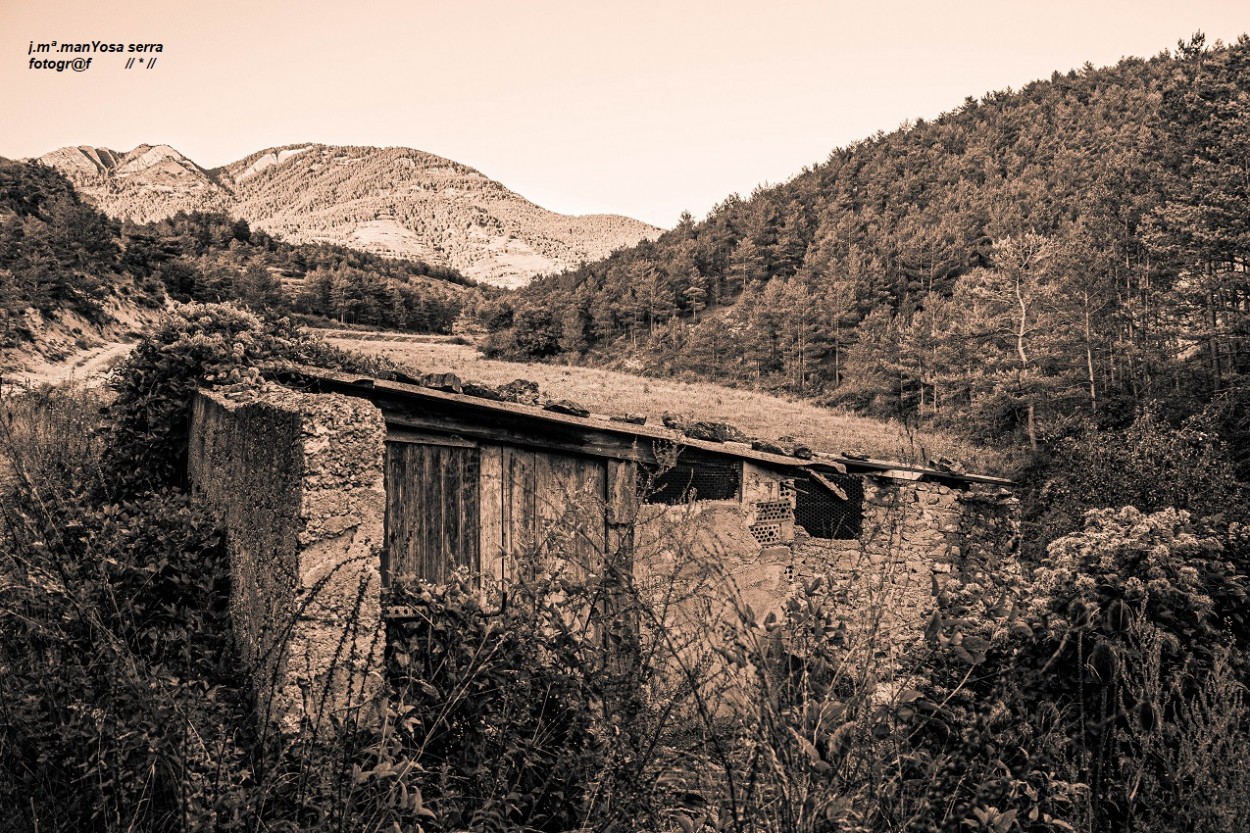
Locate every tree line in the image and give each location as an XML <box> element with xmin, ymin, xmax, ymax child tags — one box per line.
<box><xmin>483</xmin><ymin>34</ymin><xmax>1250</xmax><ymax>451</ymax></box>
<box><xmin>122</xmin><ymin>211</ymin><xmax>469</xmax><ymax>332</ymax></box>
<box><xmin>0</xmin><ymin>160</ymin><xmax>472</xmax><ymax>340</ymax></box>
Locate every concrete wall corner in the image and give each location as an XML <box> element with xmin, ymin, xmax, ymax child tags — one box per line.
<box><xmin>188</xmin><ymin>382</ymin><xmax>387</xmax><ymax>736</ymax></box>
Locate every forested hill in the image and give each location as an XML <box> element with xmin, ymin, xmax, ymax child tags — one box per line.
<box><xmin>0</xmin><ymin>159</ymin><xmax>473</xmax><ymax>347</ymax></box>
<box><xmin>483</xmin><ymin>35</ymin><xmax>1250</xmax><ymax>449</ymax></box>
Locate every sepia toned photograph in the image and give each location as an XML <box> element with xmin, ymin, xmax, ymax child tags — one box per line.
<box><xmin>2</xmin><ymin>1</ymin><xmax>1250</xmax><ymax>830</ymax></box>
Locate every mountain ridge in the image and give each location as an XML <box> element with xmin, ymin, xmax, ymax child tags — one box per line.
<box><xmin>36</xmin><ymin>142</ymin><xmax>660</xmax><ymax>288</ymax></box>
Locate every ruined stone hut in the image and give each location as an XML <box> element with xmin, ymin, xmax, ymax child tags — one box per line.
<box><xmin>187</xmin><ymin>367</ymin><xmax>1018</xmax><ymax>732</ymax></box>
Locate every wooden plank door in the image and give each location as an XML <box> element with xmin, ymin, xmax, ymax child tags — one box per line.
<box><xmin>383</xmin><ymin>441</ymin><xmax>480</xmax><ymax>585</ymax></box>
<box><xmin>478</xmin><ymin>445</ymin><xmax>607</xmax><ymax>583</ymax></box>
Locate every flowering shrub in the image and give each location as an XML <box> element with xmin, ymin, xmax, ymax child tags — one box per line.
<box><xmin>1034</xmin><ymin>506</ymin><xmax>1245</xmax><ymax>670</ymax></box>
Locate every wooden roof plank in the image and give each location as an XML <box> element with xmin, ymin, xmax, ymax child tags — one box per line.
<box><xmin>277</xmin><ymin>365</ymin><xmax>1012</xmax><ymax>485</ymax></box>
<box><xmin>807</xmin><ymin>469</ymin><xmax>850</xmax><ymax>501</ymax></box>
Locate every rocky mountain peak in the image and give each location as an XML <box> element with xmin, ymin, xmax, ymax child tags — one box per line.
<box><xmin>39</xmin><ymin>142</ymin><xmax>659</xmax><ymax>287</ymax></box>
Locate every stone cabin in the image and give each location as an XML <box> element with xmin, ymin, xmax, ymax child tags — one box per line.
<box><xmin>186</xmin><ymin>366</ymin><xmax>1017</xmax><ymax>733</ymax></box>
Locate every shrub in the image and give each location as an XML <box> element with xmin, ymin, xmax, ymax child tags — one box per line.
<box><xmin>707</xmin><ymin>564</ymin><xmax>1081</xmax><ymax>833</ymax></box>
<box><xmin>0</xmin><ymin>387</ymin><xmax>248</xmax><ymax>832</ymax></box>
<box><xmin>0</xmin><ymin>383</ymin><xmax>439</xmax><ymax>833</ymax></box>
<box><xmin>1003</xmin><ymin>506</ymin><xmax>1250</xmax><ymax>832</ymax></box>
<box><xmin>1021</xmin><ymin>413</ymin><xmax>1247</xmax><ymax>555</ymax></box>
<box><xmin>102</xmin><ymin>302</ymin><xmax>386</xmax><ymax>499</ymax></box>
<box><xmin>384</xmin><ymin>570</ymin><xmax>603</xmax><ymax>832</ymax></box>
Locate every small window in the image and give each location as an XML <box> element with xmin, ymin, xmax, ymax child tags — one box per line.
<box><xmin>794</xmin><ymin>472</ymin><xmax>862</xmax><ymax>539</ymax></box>
<box><xmin>642</xmin><ymin>455</ymin><xmax>741</xmax><ymax>505</ymax></box>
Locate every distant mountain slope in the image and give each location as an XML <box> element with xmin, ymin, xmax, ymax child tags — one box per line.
<box><xmin>0</xmin><ymin>158</ymin><xmax>471</xmax><ymax>366</ymax></box>
<box><xmin>39</xmin><ymin>143</ymin><xmax>660</xmax><ymax>288</ymax></box>
<box><xmin>39</xmin><ymin>144</ymin><xmax>231</xmax><ymax>221</ymax></box>
<box><xmin>484</xmin><ymin>35</ymin><xmax>1250</xmax><ymax>449</ymax></box>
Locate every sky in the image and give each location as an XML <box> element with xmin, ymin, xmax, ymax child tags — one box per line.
<box><xmin>2</xmin><ymin>0</ymin><xmax>1247</xmax><ymax>228</ymax></box>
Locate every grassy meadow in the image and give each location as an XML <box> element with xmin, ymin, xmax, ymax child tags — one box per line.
<box><xmin>319</xmin><ymin>329</ymin><xmax>1011</xmax><ymax>474</ymax></box>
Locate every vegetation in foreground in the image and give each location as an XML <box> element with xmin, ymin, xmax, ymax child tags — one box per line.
<box><xmin>1</xmin><ymin>304</ymin><xmax>1249</xmax><ymax>833</ymax></box>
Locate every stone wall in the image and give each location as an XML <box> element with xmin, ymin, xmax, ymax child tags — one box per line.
<box><xmin>634</xmin><ymin>467</ymin><xmax>1019</xmax><ymax>653</ymax></box>
<box><xmin>791</xmin><ymin>477</ymin><xmax>1019</xmax><ymax>648</ymax></box>
<box><xmin>186</xmin><ymin>381</ymin><xmax>1018</xmax><ymax>730</ymax></box>
<box><xmin>188</xmin><ymin>384</ymin><xmax>388</xmax><ymax>735</ymax></box>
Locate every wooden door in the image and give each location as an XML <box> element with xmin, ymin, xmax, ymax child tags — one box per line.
<box><xmin>383</xmin><ymin>441</ymin><xmax>480</xmax><ymax>585</ymax></box>
<box><xmin>479</xmin><ymin>445</ymin><xmax>607</xmax><ymax>583</ymax></box>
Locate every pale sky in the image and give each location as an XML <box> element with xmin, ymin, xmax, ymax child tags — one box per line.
<box><xmin>2</xmin><ymin>0</ymin><xmax>1247</xmax><ymax>228</ymax></box>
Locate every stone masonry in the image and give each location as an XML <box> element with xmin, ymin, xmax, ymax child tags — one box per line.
<box><xmin>635</xmin><ymin>467</ymin><xmax>1019</xmax><ymax>657</ymax></box>
<box><xmin>790</xmin><ymin>477</ymin><xmax>1019</xmax><ymax>647</ymax></box>
<box><xmin>188</xmin><ymin>383</ymin><xmax>387</xmax><ymax>735</ymax></box>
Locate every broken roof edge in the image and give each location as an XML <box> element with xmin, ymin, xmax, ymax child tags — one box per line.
<box><xmin>270</xmin><ymin>364</ymin><xmax>1014</xmax><ymax>487</ymax></box>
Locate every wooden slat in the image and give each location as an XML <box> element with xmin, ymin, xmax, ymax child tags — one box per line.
<box><xmin>579</xmin><ymin>457</ymin><xmax>608</xmax><ymax>570</ymax></box>
<box><xmin>501</xmin><ymin>447</ymin><xmax>513</xmax><ymax>577</ymax></box>
<box><xmin>383</xmin><ymin>442</ymin><xmax>480</xmax><ymax>586</ymax></box>
<box><xmin>420</xmin><ymin>445</ymin><xmax>434</xmax><ymax>580</ymax></box>
<box><xmin>548</xmin><ymin>453</ymin><xmax>580</xmax><ymax>574</ymax></box>
<box><xmin>808</xmin><ymin>469</ymin><xmax>849</xmax><ymax>501</ymax></box>
<box><xmin>381</xmin><ymin>444</ymin><xmax>398</xmax><ymax>585</ymax></box>
<box><xmin>491</xmin><ymin>444</ymin><xmax>610</xmax><ymax>579</ymax></box>
<box><xmin>441</xmin><ymin>447</ymin><xmax>455</xmax><ymax>578</ymax></box>
<box><xmin>507</xmin><ymin>447</ymin><xmax>537</xmax><ymax>557</ymax></box>
<box><xmin>465</xmin><ymin>448</ymin><xmax>477</xmax><ymax>574</ymax></box>
<box><xmin>522</xmin><ymin>449</ymin><xmax>538</xmax><ymax>555</ymax></box>
<box><xmin>387</xmin><ymin>427</ymin><xmax>477</xmax><ymax>448</ymax></box>
<box><xmin>532</xmin><ymin>451</ymin><xmax>557</xmax><ymax>538</ymax></box>
<box><xmin>460</xmin><ymin>448</ymin><xmax>481</xmax><ymax>574</ymax></box>
<box><xmin>479</xmin><ymin>446</ymin><xmax>503</xmax><ymax>583</ymax></box>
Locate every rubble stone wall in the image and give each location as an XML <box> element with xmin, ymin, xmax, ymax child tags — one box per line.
<box><xmin>635</xmin><ymin>466</ymin><xmax>1019</xmax><ymax>649</ymax></box>
<box><xmin>188</xmin><ymin>384</ymin><xmax>388</xmax><ymax>735</ymax></box>
<box><xmin>791</xmin><ymin>478</ymin><xmax>1020</xmax><ymax>647</ymax></box>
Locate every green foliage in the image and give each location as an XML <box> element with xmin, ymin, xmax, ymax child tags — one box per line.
<box><xmin>0</xmin><ymin>387</ymin><xmax>246</xmax><ymax>832</ymax></box>
<box><xmin>292</xmin><ymin>264</ymin><xmax>462</xmax><ymax>332</ymax></box>
<box><xmin>123</xmin><ymin>210</ymin><xmax>468</xmax><ymax>331</ymax></box>
<box><xmin>384</xmin><ymin>571</ymin><xmax>603</xmax><ymax>832</ymax></box>
<box><xmin>1032</xmin><ymin>506</ymin><xmax>1246</xmax><ymax>675</ymax></box>
<box><xmin>1022</xmin><ymin>413</ymin><xmax>1248</xmax><ymax>551</ymax></box>
<box><xmin>0</xmin><ymin>159</ymin><xmax>128</xmax><ymax>339</ymax></box>
<box><xmin>484</xmin><ymin>302</ymin><xmax>563</xmax><ymax>358</ymax></box>
<box><xmin>1003</xmin><ymin>506</ymin><xmax>1250</xmax><ymax>832</ymax></box>
<box><xmin>702</xmin><ymin>566</ymin><xmax>1080</xmax><ymax>833</ymax></box>
<box><xmin>102</xmin><ymin>302</ymin><xmax>381</xmax><ymax>499</ymax></box>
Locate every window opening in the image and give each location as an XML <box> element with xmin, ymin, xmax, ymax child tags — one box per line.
<box><xmin>642</xmin><ymin>454</ymin><xmax>741</xmax><ymax>504</ymax></box>
<box><xmin>793</xmin><ymin>471</ymin><xmax>862</xmax><ymax>539</ymax></box>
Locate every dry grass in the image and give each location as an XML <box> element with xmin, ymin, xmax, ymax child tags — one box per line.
<box><xmin>322</xmin><ymin>332</ymin><xmax>1010</xmax><ymax>475</ymax></box>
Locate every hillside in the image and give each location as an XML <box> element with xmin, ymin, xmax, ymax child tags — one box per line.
<box><xmin>38</xmin><ymin>144</ymin><xmax>232</xmax><ymax>220</ymax></box>
<box><xmin>485</xmin><ymin>35</ymin><xmax>1250</xmax><ymax>453</ymax></box>
<box><xmin>318</xmin><ymin>329</ymin><xmax>1004</xmax><ymax>471</ymax></box>
<box><xmin>40</xmin><ymin>143</ymin><xmax>661</xmax><ymax>288</ymax></box>
<box><xmin>0</xmin><ymin>158</ymin><xmax>473</xmax><ymax>368</ymax></box>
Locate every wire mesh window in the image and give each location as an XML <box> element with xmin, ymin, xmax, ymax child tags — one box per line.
<box><xmin>793</xmin><ymin>471</ymin><xmax>862</xmax><ymax>539</ymax></box>
<box><xmin>642</xmin><ymin>454</ymin><xmax>741</xmax><ymax>505</ymax></box>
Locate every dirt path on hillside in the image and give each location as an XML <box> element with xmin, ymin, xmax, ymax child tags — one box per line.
<box><xmin>4</xmin><ymin>341</ymin><xmax>135</xmax><ymax>389</ymax></box>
